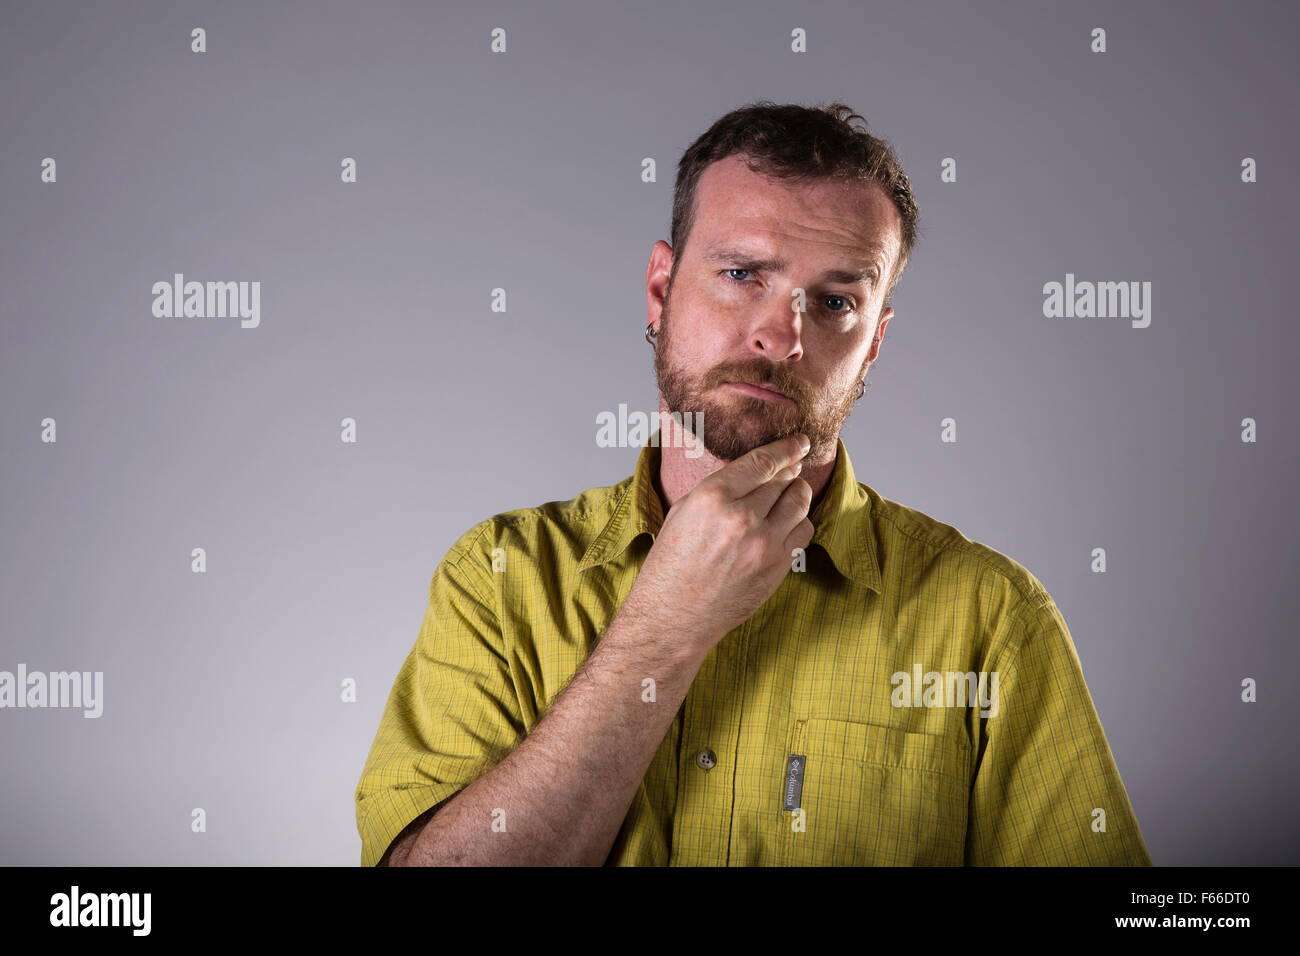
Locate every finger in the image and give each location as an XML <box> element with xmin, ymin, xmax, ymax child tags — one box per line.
<box><xmin>709</xmin><ymin>433</ymin><xmax>810</xmax><ymax>500</ymax></box>
<box><xmin>737</xmin><ymin>458</ymin><xmax>803</xmax><ymax>519</ymax></box>
<box><xmin>766</xmin><ymin>476</ymin><xmax>814</xmax><ymax>531</ymax></box>
<box><xmin>781</xmin><ymin>515</ymin><xmax>816</xmax><ymax>559</ymax></box>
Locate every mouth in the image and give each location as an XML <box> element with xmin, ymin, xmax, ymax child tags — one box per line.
<box><xmin>725</xmin><ymin>380</ymin><xmax>795</xmax><ymax>403</ymax></box>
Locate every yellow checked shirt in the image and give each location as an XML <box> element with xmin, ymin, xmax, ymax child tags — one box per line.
<box><xmin>355</xmin><ymin>436</ymin><xmax>1152</xmax><ymax>867</ymax></box>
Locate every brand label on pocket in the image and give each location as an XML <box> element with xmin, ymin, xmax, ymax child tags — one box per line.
<box><xmin>782</xmin><ymin>754</ymin><xmax>806</xmax><ymax>811</ymax></box>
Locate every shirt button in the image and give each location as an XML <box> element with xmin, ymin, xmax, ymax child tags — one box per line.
<box><xmin>695</xmin><ymin>748</ymin><xmax>717</xmax><ymax>771</ymax></box>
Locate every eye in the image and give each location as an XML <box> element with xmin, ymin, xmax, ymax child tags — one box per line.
<box><xmin>721</xmin><ymin>270</ymin><xmax>856</xmax><ymax>316</ymax></box>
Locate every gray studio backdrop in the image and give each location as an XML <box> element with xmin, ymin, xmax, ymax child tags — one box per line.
<box><xmin>1</xmin><ymin>0</ymin><xmax>1296</xmax><ymax>866</ymax></box>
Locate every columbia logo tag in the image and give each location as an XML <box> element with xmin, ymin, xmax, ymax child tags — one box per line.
<box><xmin>783</xmin><ymin>754</ymin><xmax>806</xmax><ymax>811</ymax></box>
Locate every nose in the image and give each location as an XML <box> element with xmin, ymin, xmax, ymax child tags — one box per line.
<box><xmin>748</xmin><ymin>297</ymin><xmax>803</xmax><ymax>361</ymax></box>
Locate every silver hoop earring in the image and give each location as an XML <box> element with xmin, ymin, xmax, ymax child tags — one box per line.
<box><xmin>853</xmin><ymin>379</ymin><xmax>866</xmax><ymax>401</ymax></box>
<box><xmin>645</xmin><ymin>326</ymin><xmax>658</xmax><ymax>347</ymax></box>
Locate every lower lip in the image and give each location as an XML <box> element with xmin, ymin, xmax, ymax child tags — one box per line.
<box><xmin>726</xmin><ymin>382</ymin><xmax>794</xmax><ymax>403</ymax></box>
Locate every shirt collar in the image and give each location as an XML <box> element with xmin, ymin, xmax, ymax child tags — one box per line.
<box><xmin>577</xmin><ymin>432</ymin><xmax>882</xmax><ymax>594</ymax></box>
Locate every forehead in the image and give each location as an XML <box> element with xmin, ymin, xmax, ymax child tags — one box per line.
<box><xmin>690</xmin><ymin>153</ymin><xmax>900</xmax><ymax>267</ymax></box>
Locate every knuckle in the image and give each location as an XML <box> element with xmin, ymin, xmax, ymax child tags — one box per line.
<box><xmin>783</xmin><ymin>477</ymin><xmax>810</xmax><ymax>505</ymax></box>
<box><xmin>718</xmin><ymin>508</ymin><xmax>751</xmax><ymax>539</ymax></box>
<box><xmin>694</xmin><ymin>485</ymin><xmax>728</xmax><ymax>511</ymax></box>
<box><xmin>749</xmin><ymin>448</ymin><xmax>778</xmax><ymax>478</ymax></box>
<box><xmin>741</xmin><ymin>538</ymin><xmax>769</xmax><ymax>569</ymax></box>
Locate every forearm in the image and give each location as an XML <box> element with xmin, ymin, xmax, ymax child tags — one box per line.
<box><xmin>395</xmin><ymin>605</ymin><xmax>708</xmax><ymax>866</ymax></box>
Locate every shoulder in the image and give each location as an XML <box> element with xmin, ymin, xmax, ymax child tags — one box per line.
<box><xmin>862</xmin><ymin>482</ymin><xmax>1053</xmax><ymax>613</ymax></box>
<box><xmin>436</xmin><ymin>472</ymin><xmax>635</xmax><ymax>576</ymax></box>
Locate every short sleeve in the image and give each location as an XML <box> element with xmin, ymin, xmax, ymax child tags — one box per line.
<box><xmin>354</xmin><ymin>533</ymin><xmax>526</xmax><ymax>867</ymax></box>
<box><xmin>965</xmin><ymin>595</ymin><xmax>1153</xmax><ymax>865</ymax></box>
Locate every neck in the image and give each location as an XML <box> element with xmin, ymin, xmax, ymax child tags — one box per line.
<box><xmin>652</xmin><ymin>396</ymin><xmax>838</xmax><ymax>514</ymax></box>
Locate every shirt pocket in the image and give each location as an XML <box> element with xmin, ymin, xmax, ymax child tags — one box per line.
<box><xmin>780</xmin><ymin>717</ymin><xmax>969</xmax><ymax>865</ymax></box>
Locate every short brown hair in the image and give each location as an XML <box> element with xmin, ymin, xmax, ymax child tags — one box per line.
<box><xmin>670</xmin><ymin>100</ymin><xmax>921</xmax><ymax>310</ymax></box>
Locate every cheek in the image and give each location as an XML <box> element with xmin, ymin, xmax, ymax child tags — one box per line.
<box><xmin>677</xmin><ymin>304</ymin><xmax>736</xmax><ymax>352</ymax></box>
<box><xmin>693</xmin><ymin>295</ymin><xmax>735</xmax><ymax>331</ymax></box>
<box><xmin>817</xmin><ymin>363</ymin><xmax>861</xmax><ymax>399</ymax></box>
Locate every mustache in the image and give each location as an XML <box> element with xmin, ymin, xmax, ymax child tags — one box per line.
<box><xmin>709</xmin><ymin>365</ymin><xmax>803</xmax><ymax>400</ymax></box>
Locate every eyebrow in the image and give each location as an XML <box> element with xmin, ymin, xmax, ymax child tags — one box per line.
<box><xmin>702</xmin><ymin>247</ymin><xmax>880</xmax><ymax>285</ymax></box>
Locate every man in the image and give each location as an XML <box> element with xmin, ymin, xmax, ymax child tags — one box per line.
<box><xmin>355</xmin><ymin>101</ymin><xmax>1152</xmax><ymax>866</ymax></box>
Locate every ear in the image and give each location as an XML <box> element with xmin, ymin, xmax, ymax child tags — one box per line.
<box><xmin>645</xmin><ymin>240</ymin><xmax>674</xmax><ymax>334</ymax></box>
<box><xmin>867</xmin><ymin>305</ymin><xmax>893</xmax><ymax>362</ymax></box>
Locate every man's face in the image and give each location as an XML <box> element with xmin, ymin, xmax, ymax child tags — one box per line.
<box><xmin>650</xmin><ymin>153</ymin><xmax>900</xmax><ymax>462</ymax></box>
